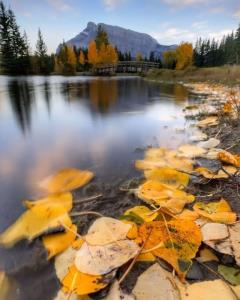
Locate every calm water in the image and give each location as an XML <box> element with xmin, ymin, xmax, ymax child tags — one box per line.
<box><xmin>0</xmin><ymin>75</ymin><xmax>191</xmax><ymax>299</ymax></box>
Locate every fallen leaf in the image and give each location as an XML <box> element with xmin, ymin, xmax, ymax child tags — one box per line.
<box><xmin>136</xmin><ymin>252</ymin><xmax>156</xmax><ymax>262</ymax></box>
<box><xmin>193</xmin><ymin>199</ymin><xmax>237</xmax><ymax>224</ymax></box>
<box><xmin>218</xmin><ymin>150</ymin><xmax>240</xmax><ymax>168</ymax></box>
<box><xmin>121</xmin><ymin>221</ymin><xmax>138</xmax><ymax>239</ymax></box>
<box><xmin>138</xmin><ymin>220</ymin><xmax>202</xmax><ymax>279</ymax></box>
<box><xmin>229</xmin><ymin>223</ymin><xmax>240</xmax><ymax>267</ymax></box>
<box><xmin>176</xmin><ymin>209</ymin><xmax>199</xmax><ymax>221</ymax></box>
<box><xmin>0</xmin><ymin>204</ymin><xmax>72</xmax><ymax>247</ymax></box>
<box><xmin>123</xmin><ymin>206</ymin><xmax>158</xmax><ymax>222</ymax></box>
<box><xmin>0</xmin><ymin>271</ymin><xmax>10</xmax><ymax>300</ymax></box>
<box><xmin>144</xmin><ymin>167</ymin><xmax>189</xmax><ymax>188</ymax></box>
<box><xmin>197</xmin><ymin>248</ymin><xmax>219</xmax><ymax>262</ymax></box>
<box><xmin>177</xmin><ymin>279</ymin><xmax>236</xmax><ymax>300</ymax></box>
<box><xmin>195</xmin><ymin>166</ymin><xmax>237</xmax><ymax>179</ymax></box>
<box><xmin>75</xmin><ymin>240</ymin><xmax>140</xmax><ymax>275</ymax></box>
<box><xmin>205</xmin><ymin>239</ymin><xmax>233</xmax><ymax>256</ymax></box>
<box><xmin>223</xmin><ymin>101</ymin><xmax>233</xmax><ymax>114</ymax></box>
<box><xmin>132</xmin><ymin>264</ymin><xmax>180</xmax><ymax>299</ymax></box>
<box><xmin>190</xmin><ymin>131</ymin><xmax>208</xmax><ymax>142</ymax></box>
<box><xmin>178</xmin><ymin>144</ymin><xmax>207</xmax><ymax>158</ymax></box>
<box><xmin>201</xmin><ymin>223</ymin><xmax>229</xmax><ymax>241</ymax></box>
<box><xmin>43</xmin><ymin>224</ymin><xmax>77</xmax><ymax>259</ymax></box>
<box><xmin>40</xmin><ymin>168</ymin><xmax>94</xmax><ymax>193</ymax></box>
<box><xmin>24</xmin><ymin>192</ymin><xmax>73</xmax><ymax>212</ymax></box>
<box><xmin>197</xmin><ymin>138</ymin><xmax>220</xmax><ymax>149</ymax></box>
<box><xmin>137</xmin><ymin>180</ymin><xmax>195</xmax><ymax>214</ymax></box>
<box><xmin>62</xmin><ymin>265</ymin><xmax>110</xmax><ymax>296</ymax></box>
<box><xmin>85</xmin><ymin>217</ymin><xmax>131</xmax><ymax>246</ymax></box>
<box><xmin>103</xmin><ymin>281</ymin><xmax>135</xmax><ymax>300</ymax></box>
<box><xmin>197</xmin><ymin>116</ymin><xmax>218</xmax><ymax>128</ymax></box>
<box><xmin>201</xmin><ymin>148</ymin><xmax>223</xmax><ymax>160</ymax></box>
<box><xmin>218</xmin><ymin>265</ymin><xmax>240</xmax><ymax>286</ymax></box>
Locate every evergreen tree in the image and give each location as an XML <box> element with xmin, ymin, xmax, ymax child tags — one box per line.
<box><xmin>35</xmin><ymin>29</ymin><xmax>49</xmax><ymax>74</ymax></box>
<box><xmin>95</xmin><ymin>25</ymin><xmax>109</xmax><ymax>50</ymax></box>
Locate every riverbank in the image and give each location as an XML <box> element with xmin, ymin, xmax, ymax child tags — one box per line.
<box><xmin>147</xmin><ymin>65</ymin><xmax>240</xmax><ymax>86</ymax></box>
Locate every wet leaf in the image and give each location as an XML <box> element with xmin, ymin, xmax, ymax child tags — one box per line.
<box><xmin>176</xmin><ymin>209</ymin><xmax>199</xmax><ymax>221</ymax></box>
<box><xmin>137</xmin><ymin>180</ymin><xmax>195</xmax><ymax>214</ymax></box>
<box><xmin>201</xmin><ymin>148</ymin><xmax>223</xmax><ymax>160</ymax></box>
<box><xmin>218</xmin><ymin>265</ymin><xmax>240</xmax><ymax>286</ymax></box>
<box><xmin>123</xmin><ymin>206</ymin><xmax>158</xmax><ymax>222</ymax></box>
<box><xmin>43</xmin><ymin>224</ymin><xmax>77</xmax><ymax>259</ymax></box>
<box><xmin>197</xmin><ymin>138</ymin><xmax>220</xmax><ymax>149</ymax></box>
<box><xmin>178</xmin><ymin>144</ymin><xmax>207</xmax><ymax>158</ymax></box>
<box><xmin>197</xmin><ymin>248</ymin><xmax>219</xmax><ymax>263</ymax></box>
<box><xmin>132</xmin><ymin>263</ymin><xmax>180</xmax><ymax>300</ymax></box>
<box><xmin>144</xmin><ymin>167</ymin><xmax>189</xmax><ymax>188</ymax></box>
<box><xmin>40</xmin><ymin>168</ymin><xmax>94</xmax><ymax>193</ymax></box>
<box><xmin>218</xmin><ymin>150</ymin><xmax>240</xmax><ymax>168</ymax></box>
<box><xmin>24</xmin><ymin>192</ymin><xmax>73</xmax><ymax>212</ymax></box>
<box><xmin>0</xmin><ymin>204</ymin><xmax>72</xmax><ymax>247</ymax></box>
<box><xmin>75</xmin><ymin>240</ymin><xmax>139</xmax><ymax>275</ymax></box>
<box><xmin>195</xmin><ymin>166</ymin><xmax>237</xmax><ymax>179</ymax></box>
<box><xmin>138</xmin><ymin>220</ymin><xmax>202</xmax><ymax>279</ymax></box>
<box><xmin>201</xmin><ymin>223</ymin><xmax>229</xmax><ymax>241</ymax></box>
<box><xmin>193</xmin><ymin>199</ymin><xmax>237</xmax><ymax>224</ymax></box>
<box><xmin>85</xmin><ymin>217</ymin><xmax>131</xmax><ymax>246</ymax></box>
<box><xmin>177</xmin><ymin>279</ymin><xmax>236</xmax><ymax>300</ymax></box>
<box><xmin>190</xmin><ymin>131</ymin><xmax>208</xmax><ymax>142</ymax></box>
<box><xmin>62</xmin><ymin>265</ymin><xmax>109</xmax><ymax>296</ymax></box>
<box><xmin>197</xmin><ymin>116</ymin><xmax>218</xmax><ymax>128</ymax></box>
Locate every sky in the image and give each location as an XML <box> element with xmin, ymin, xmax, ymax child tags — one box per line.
<box><xmin>3</xmin><ymin>0</ymin><xmax>240</xmax><ymax>53</ymax></box>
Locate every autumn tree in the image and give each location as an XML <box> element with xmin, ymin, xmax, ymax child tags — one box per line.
<box><xmin>175</xmin><ymin>42</ymin><xmax>193</xmax><ymax>70</ymax></box>
<box><xmin>95</xmin><ymin>25</ymin><xmax>109</xmax><ymax>50</ymax></box>
<box><xmin>163</xmin><ymin>50</ymin><xmax>177</xmax><ymax>69</ymax></box>
<box><xmin>88</xmin><ymin>40</ymin><xmax>98</xmax><ymax>66</ymax></box>
<box><xmin>55</xmin><ymin>43</ymin><xmax>78</xmax><ymax>74</ymax></box>
<box><xmin>79</xmin><ymin>50</ymin><xmax>85</xmax><ymax>65</ymax></box>
<box><xmin>136</xmin><ymin>52</ymin><xmax>143</xmax><ymax>61</ymax></box>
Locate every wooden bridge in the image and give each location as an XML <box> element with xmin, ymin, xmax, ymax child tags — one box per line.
<box><xmin>94</xmin><ymin>61</ymin><xmax>160</xmax><ymax>75</ymax></box>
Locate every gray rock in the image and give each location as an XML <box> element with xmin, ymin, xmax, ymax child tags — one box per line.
<box><xmin>58</xmin><ymin>21</ymin><xmax>176</xmax><ymax>59</ymax></box>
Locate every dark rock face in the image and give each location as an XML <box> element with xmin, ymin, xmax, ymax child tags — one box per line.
<box><xmin>59</xmin><ymin>21</ymin><xmax>176</xmax><ymax>58</ymax></box>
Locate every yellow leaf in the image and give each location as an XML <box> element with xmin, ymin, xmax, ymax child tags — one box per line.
<box><xmin>124</xmin><ymin>206</ymin><xmax>158</xmax><ymax>222</ymax></box>
<box><xmin>178</xmin><ymin>144</ymin><xmax>206</xmax><ymax>158</ymax></box>
<box><xmin>193</xmin><ymin>199</ymin><xmax>237</xmax><ymax>224</ymax></box>
<box><xmin>43</xmin><ymin>224</ymin><xmax>77</xmax><ymax>259</ymax></box>
<box><xmin>121</xmin><ymin>221</ymin><xmax>139</xmax><ymax>239</ymax></box>
<box><xmin>0</xmin><ymin>271</ymin><xmax>10</xmax><ymax>300</ymax></box>
<box><xmin>136</xmin><ymin>252</ymin><xmax>156</xmax><ymax>262</ymax></box>
<box><xmin>195</xmin><ymin>167</ymin><xmax>232</xmax><ymax>179</ymax></box>
<box><xmin>138</xmin><ymin>220</ymin><xmax>202</xmax><ymax>279</ymax></box>
<box><xmin>62</xmin><ymin>265</ymin><xmax>108</xmax><ymax>296</ymax></box>
<box><xmin>24</xmin><ymin>192</ymin><xmax>73</xmax><ymax>212</ymax></box>
<box><xmin>218</xmin><ymin>150</ymin><xmax>240</xmax><ymax>168</ymax></box>
<box><xmin>144</xmin><ymin>167</ymin><xmax>189</xmax><ymax>189</ymax></box>
<box><xmin>0</xmin><ymin>204</ymin><xmax>72</xmax><ymax>247</ymax></box>
<box><xmin>197</xmin><ymin>116</ymin><xmax>218</xmax><ymax>128</ymax></box>
<box><xmin>137</xmin><ymin>181</ymin><xmax>195</xmax><ymax>214</ymax></box>
<box><xmin>176</xmin><ymin>209</ymin><xmax>199</xmax><ymax>221</ymax></box>
<box><xmin>40</xmin><ymin>168</ymin><xmax>94</xmax><ymax>193</ymax></box>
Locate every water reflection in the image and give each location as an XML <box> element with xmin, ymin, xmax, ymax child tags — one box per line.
<box><xmin>8</xmin><ymin>79</ymin><xmax>35</xmax><ymax>133</ymax></box>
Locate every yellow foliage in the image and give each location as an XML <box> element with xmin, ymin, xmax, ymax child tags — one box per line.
<box><xmin>223</xmin><ymin>101</ymin><xmax>233</xmax><ymax>114</ymax></box>
<box><xmin>0</xmin><ymin>204</ymin><xmax>72</xmax><ymax>247</ymax></box>
<box><xmin>175</xmin><ymin>42</ymin><xmax>193</xmax><ymax>70</ymax></box>
<box><xmin>66</xmin><ymin>46</ymin><xmax>77</xmax><ymax>68</ymax></box>
<box><xmin>136</xmin><ymin>252</ymin><xmax>156</xmax><ymax>262</ymax></box>
<box><xmin>88</xmin><ymin>40</ymin><xmax>118</xmax><ymax>66</ymax></box>
<box><xmin>79</xmin><ymin>50</ymin><xmax>85</xmax><ymax>65</ymax></box>
<box><xmin>124</xmin><ymin>205</ymin><xmax>158</xmax><ymax>222</ymax></box>
<box><xmin>137</xmin><ymin>180</ymin><xmax>195</xmax><ymax>214</ymax></box>
<box><xmin>88</xmin><ymin>40</ymin><xmax>98</xmax><ymax>66</ymax></box>
<box><xmin>195</xmin><ymin>166</ymin><xmax>237</xmax><ymax>179</ymax></box>
<box><xmin>121</xmin><ymin>221</ymin><xmax>139</xmax><ymax>239</ymax></box>
<box><xmin>176</xmin><ymin>209</ymin><xmax>199</xmax><ymax>221</ymax></box>
<box><xmin>43</xmin><ymin>224</ymin><xmax>77</xmax><ymax>259</ymax></box>
<box><xmin>144</xmin><ymin>167</ymin><xmax>189</xmax><ymax>188</ymax></box>
<box><xmin>24</xmin><ymin>192</ymin><xmax>73</xmax><ymax>212</ymax></box>
<box><xmin>138</xmin><ymin>220</ymin><xmax>202</xmax><ymax>279</ymax></box>
<box><xmin>136</xmin><ymin>52</ymin><xmax>143</xmax><ymax>61</ymax></box>
<box><xmin>62</xmin><ymin>265</ymin><xmax>107</xmax><ymax>296</ymax></box>
<box><xmin>40</xmin><ymin>168</ymin><xmax>94</xmax><ymax>194</ymax></box>
<box><xmin>163</xmin><ymin>50</ymin><xmax>176</xmax><ymax>69</ymax></box>
<box><xmin>218</xmin><ymin>150</ymin><xmax>240</xmax><ymax>167</ymax></box>
<box><xmin>193</xmin><ymin>199</ymin><xmax>237</xmax><ymax>224</ymax></box>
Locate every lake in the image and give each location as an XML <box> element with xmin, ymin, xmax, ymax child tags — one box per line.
<box><xmin>0</xmin><ymin>75</ymin><xmax>192</xmax><ymax>299</ymax></box>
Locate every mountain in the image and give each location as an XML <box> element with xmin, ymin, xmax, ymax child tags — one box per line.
<box><xmin>59</xmin><ymin>22</ymin><xmax>176</xmax><ymax>59</ymax></box>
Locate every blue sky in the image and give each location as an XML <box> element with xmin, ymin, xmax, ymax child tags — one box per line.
<box><xmin>3</xmin><ymin>0</ymin><xmax>240</xmax><ymax>53</ymax></box>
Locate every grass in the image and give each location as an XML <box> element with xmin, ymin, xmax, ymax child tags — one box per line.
<box><xmin>146</xmin><ymin>65</ymin><xmax>240</xmax><ymax>86</ymax></box>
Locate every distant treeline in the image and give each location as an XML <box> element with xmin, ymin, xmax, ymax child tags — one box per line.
<box><xmin>194</xmin><ymin>26</ymin><xmax>240</xmax><ymax>67</ymax></box>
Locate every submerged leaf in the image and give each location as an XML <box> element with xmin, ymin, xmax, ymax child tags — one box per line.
<box><xmin>85</xmin><ymin>217</ymin><xmax>131</xmax><ymax>246</ymax></box>
<box><xmin>123</xmin><ymin>206</ymin><xmax>158</xmax><ymax>222</ymax></box>
<box><xmin>144</xmin><ymin>167</ymin><xmax>189</xmax><ymax>188</ymax></box>
<box><xmin>138</xmin><ymin>220</ymin><xmax>202</xmax><ymax>279</ymax></box>
<box><xmin>218</xmin><ymin>265</ymin><xmax>240</xmax><ymax>286</ymax></box>
<box><xmin>178</xmin><ymin>144</ymin><xmax>206</xmax><ymax>158</ymax></box>
<box><xmin>43</xmin><ymin>224</ymin><xmax>77</xmax><ymax>259</ymax></box>
<box><xmin>75</xmin><ymin>240</ymin><xmax>139</xmax><ymax>275</ymax></box>
<box><xmin>40</xmin><ymin>168</ymin><xmax>94</xmax><ymax>193</ymax></box>
<box><xmin>62</xmin><ymin>265</ymin><xmax>109</xmax><ymax>296</ymax></box>
<box><xmin>193</xmin><ymin>199</ymin><xmax>237</xmax><ymax>224</ymax></box>
<box><xmin>197</xmin><ymin>116</ymin><xmax>218</xmax><ymax>128</ymax></box>
<box><xmin>132</xmin><ymin>263</ymin><xmax>180</xmax><ymax>300</ymax></box>
<box><xmin>197</xmin><ymin>138</ymin><xmax>220</xmax><ymax>149</ymax></box>
<box><xmin>0</xmin><ymin>204</ymin><xmax>72</xmax><ymax>247</ymax></box>
<box><xmin>137</xmin><ymin>180</ymin><xmax>195</xmax><ymax>214</ymax></box>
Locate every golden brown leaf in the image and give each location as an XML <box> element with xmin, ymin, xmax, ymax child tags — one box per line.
<box><xmin>197</xmin><ymin>116</ymin><xmax>218</xmax><ymax>128</ymax></box>
<box><xmin>218</xmin><ymin>150</ymin><xmax>240</xmax><ymax>168</ymax></box>
<box><xmin>123</xmin><ymin>206</ymin><xmax>158</xmax><ymax>222</ymax></box>
<box><xmin>40</xmin><ymin>168</ymin><xmax>94</xmax><ymax>193</ymax></box>
<box><xmin>195</xmin><ymin>167</ymin><xmax>236</xmax><ymax>179</ymax></box>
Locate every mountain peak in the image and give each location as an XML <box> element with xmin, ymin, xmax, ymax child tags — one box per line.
<box><xmin>59</xmin><ymin>22</ymin><xmax>176</xmax><ymax>58</ymax></box>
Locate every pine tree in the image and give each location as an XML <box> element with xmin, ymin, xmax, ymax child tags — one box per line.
<box><xmin>95</xmin><ymin>25</ymin><xmax>109</xmax><ymax>50</ymax></box>
<box><xmin>35</xmin><ymin>29</ymin><xmax>49</xmax><ymax>74</ymax></box>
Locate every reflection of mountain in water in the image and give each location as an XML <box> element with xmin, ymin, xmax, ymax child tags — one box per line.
<box><xmin>8</xmin><ymin>80</ymin><xmax>35</xmax><ymax>134</ymax></box>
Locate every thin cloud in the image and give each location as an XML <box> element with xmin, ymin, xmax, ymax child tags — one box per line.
<box><xmin>102</xmin><ymin>0</ymin><xmax>126</xmax><ymax>10</ymax></box>
<box><xmin>47</xmin><ymin>0</ymin><xmax>72</xmax><ymax>12</ymax></box>
<box><xmin>233</xmin><ymin>9</ymin><xmax>240</xmax><ymax>19</ymax></box>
